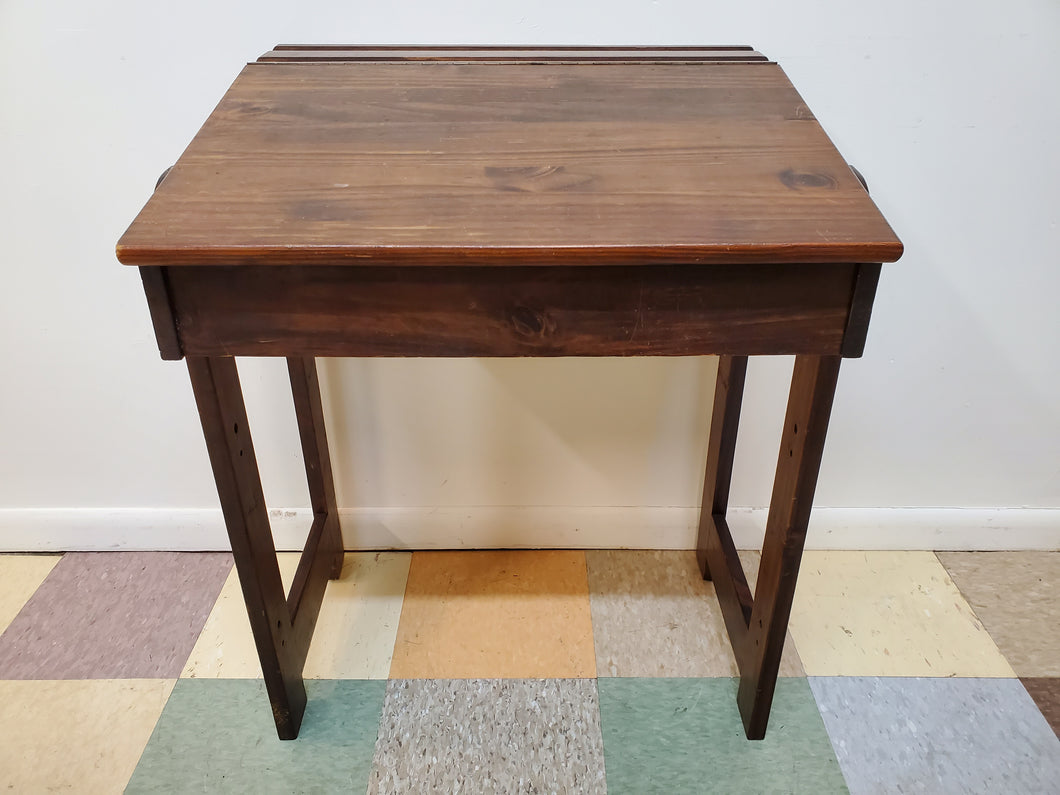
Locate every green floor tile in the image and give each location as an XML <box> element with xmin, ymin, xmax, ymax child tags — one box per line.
<box><xmin>597</xmin><ymin>678</ymin><xmax>847</xmax><ymax>794</ymax></box>
<box><xmin>126</xmin><ymin>679</ymin><xmax>386</xmax><ymax>793</ymax></box>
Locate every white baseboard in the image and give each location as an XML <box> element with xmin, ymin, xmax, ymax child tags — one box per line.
<box><xmin>0</xmin><ymin>506</ymin><xmax>1056</xmax><ymax>552</ymax></box>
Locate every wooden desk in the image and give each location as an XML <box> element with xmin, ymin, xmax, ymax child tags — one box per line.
<box><xmin>117</xmin><ymin>45</ymin><xmax>902</xmax><ymax>741</ymax></box>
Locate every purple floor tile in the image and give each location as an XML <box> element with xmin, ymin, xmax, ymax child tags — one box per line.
<box><xmin>0</xmin><ymin>552</ymin><xmax>232</xmax><ymax>679</ymax></box>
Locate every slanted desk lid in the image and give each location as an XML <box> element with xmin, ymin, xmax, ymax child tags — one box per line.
<box><xmin>117</xmin><ymin>48</ymin><xmax>903</xmax><ymax>267</ymax></box>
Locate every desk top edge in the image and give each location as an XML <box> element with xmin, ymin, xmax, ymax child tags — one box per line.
<box><xmin>116</xmin><ymin>242</ymin><xmax>904</xmax><ymax>268</ymax></box>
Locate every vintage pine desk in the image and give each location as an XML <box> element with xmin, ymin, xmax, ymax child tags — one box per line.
<box><xmin>117</xmin><ymin>45</ymin><xmax>903</xmax><ymax>740</ymax></box>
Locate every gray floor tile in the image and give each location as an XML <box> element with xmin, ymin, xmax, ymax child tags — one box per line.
<box><xmin>585</xmin><ymin>549</ymin><xmax>803</xmax><ymax>678</ymax></box>
<box><xmin>368</xmin><ymin>678</ymin><xmax>606</xmax><ymax>793</ymax></box>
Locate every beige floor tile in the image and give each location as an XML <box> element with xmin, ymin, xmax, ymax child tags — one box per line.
<box><xmin>937</xmin><ymin>551</ymin><xmax>1060</xmax><ymax>677</ymax></box>
<box><xmin>0</xmin><ymin>554</ymin><xmax>61</xmax><ymax>633</ymax></box>
<box><xmin>787</xmin><ymin>551</ymin><xmax>1015</xmax><ymax>677</ymax></box>
<box><xmin>181</xmin><ymin>552</ymin><xmax>410</xmax><ymax>679</ymax></box>
<box><xmin>586</xmin><ymin>549</ymin><xmax>803</xmax><ymax>677</ymax></box>
<box><xmin>389</xmin><ymin>550</ymin><xmax>596</xmax><ymax>679</ymax></box>
<box><xmin>0</xmin><ymin>679</ymin><xmax>174</xmax><ymax>792</ymax></box>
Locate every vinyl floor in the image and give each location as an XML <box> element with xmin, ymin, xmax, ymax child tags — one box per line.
<box><xmin>0</xmin><ymin>549</ymin><xmax>1057</xmax><ymax>793</ymax></box>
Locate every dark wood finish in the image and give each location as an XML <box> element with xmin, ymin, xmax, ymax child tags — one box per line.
<box><xmin>164</xmin><ymin>263</ymin><xmax>857</xmax><ymax>358</ymax></box>
<box><xmin>120</xmin><ymin>46</ymin><xmax>902</xmax><ymax>741</ymax></box>
<box><xmin>258</xmin><ymin>47</ymin><xmax>769</xmax><ymax>63</ymax></box>
<box><xmin>841</xmin><ymin>263</ymin><xmax>883</xmax><ymax>357</ymax></box>
<box><xmin>272</xmin><ymin>44</ymin><xmax>759</xmax><ymax>51</ymax></box>
<box><xmin>286</xmin><ymin>356</ymin><xmax>345</xmax><ymax>605</ymax></box>
<box><xmin>136</xmin><ymin>169</ymin><xmax>182</xmax><ymax>361</ymax></box>
<box><xmin>738</xmin><ymin>355</ymin><xmax>841</xmax><ymax>738</ymax></box>
<box><xmin>186</xmin><ymin>355</ymin><xmax>343</xmax><ymax>739</ymax></box>
<box><xmin>186</xmin><ymin>355</ymin><xmax>305</xmax><ymax>738</ymax></box>
<box><xmin>696</xmin><ymin>357</ymin><xmax>755</xmax><ymax>665</ymax></box>
<box><xmin>697</xmin><ymin>355</ymin><xmax>748</xmax><ymax>580</ymax></box>
<box><xmin>284</xmin><ymin>357</ymin><xmax>344</xmax><ymax>661</ymax></box>
<box><xmin>704</xmin><ymin>512</ymin><xmax>755</xmax><ymax>633</ymax></box>
<box><xmin>138</xmin><ymin>266</ymin><xmax>182</xmax><ymax>360</ymax></box>
<box><xmin>115</xmin><ymin>61</ymin><xmax>902</xmax><ymax>268</ymax></box>
<box><xmin>695</xmin><ymin>354</ymin><xmax>841</xmax><ymax>738</ymax></box>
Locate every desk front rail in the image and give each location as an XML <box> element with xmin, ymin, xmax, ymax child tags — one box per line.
<box><xmin>140</xmin><ymin>262</ymin><xmax>881</xmax><ymax>361</ymax></box>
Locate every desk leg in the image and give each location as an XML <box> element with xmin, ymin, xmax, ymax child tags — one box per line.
<box><xmin>286</xmin><ymin>356</ymin><xmax>345</xmax><ymax>601</ymax></box>
<box><xmin>697</xmin><ymin>355</ymin><xmax>748</xmax><ymax>582</ymax></box>
<box><xmin>187</xmin><ymin>356</ymin><xmax>343</xmax><ymax>740</ymax></box>
<box><xmin>696</xmin><ymin>354</ymin><xmax>841</xmax><ymax>739</ymax></box>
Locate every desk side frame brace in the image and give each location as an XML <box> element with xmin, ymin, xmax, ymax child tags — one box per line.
<box><xmin>697</xmin><ymin>353</ymin><xmax>838</xmax><ymax>738</ymax></box>
<box><xmin>187</xmin><ymin>354</ymin><xmax>344</xmax><ymax>739</ymax></box>
<box><xmin>139</xmin><ymin>255</ymin><xmax>881</xmax><ymax>742</ymax></box>
<box><xmin>126</xmin><ymin>46</ymin><xmax>898</xmax><ymax>741</ymax></box>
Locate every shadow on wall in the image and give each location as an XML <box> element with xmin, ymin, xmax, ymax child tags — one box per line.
<box><xmin>316</xmin><ymin>356</ymin><xmax>722</xmax><ymax>513</ymax></box>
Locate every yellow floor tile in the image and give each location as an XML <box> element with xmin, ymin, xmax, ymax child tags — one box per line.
<box><xmin>389</xmin><ymin>550</ymin><xmax>596</xmax><ymax>679</ymax></box>
<box><xmin>181</xmin><ymin>552</ymin><xmax>410</xmax><ymax>679</ymax></box>
<box><xmin>0</xmin><ymin>554</ymin><xmax>61</xmax><ymax>633</ymax></box>
<box><xmin>787</xmin><ymin>551</ymin><xmax>1015</xmax><ymax>677</ymax></box>
<box><xmin>0</xmin><ymin>679</ymin><xmax>174</xmax><ymax>792</ymax></box>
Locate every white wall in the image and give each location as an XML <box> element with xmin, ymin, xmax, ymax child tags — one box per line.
<box><xmin>1</xmin><ymin>1</ymin><xmax>1057</xmax><ymax>550</ymax></box>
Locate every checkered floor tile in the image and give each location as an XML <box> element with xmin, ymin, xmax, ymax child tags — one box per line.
<box><xmin>0</xmin><ymin>549</ymin><xmax>1057</xmax><ymax>792</ymax></box>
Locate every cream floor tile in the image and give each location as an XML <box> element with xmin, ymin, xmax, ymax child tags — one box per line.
<box><xmin>0</xmin><ymin>678</ymin><xmax>174</xmax><ymax>792</ymax></box>
<box><xmin>181</xmin><ymin>552</ymin><xmax>298</xmax><ymax>678</ymax></box>
<box><xmin>937</xmin><ymin>551</ymin><xmax>1060</xmax><ymax>677</ymax></box>
<box><xmin>306</xmin><ymin>552</ymin><xmax>412</xmax><ymax>679</ymax></box>
<box><xmin>389</xmin><ymin>550</ymin><xmax>596</xmax><ymax>679</ymax></box>
<box><xmin>181</xmin><ymin>552</ymin><xmax>411</xmax><ymax>679</ymax></box>
<box><xmin>787</xmin><ymin>551</ymin><xmax>1015</xmax><ymax>677</ymax></box>
<box><xmin>0</xmin><ymin>554</ymin><xmax>61</xmax><ymax>633</ymax></box>
<box><xmin>586</xmin><ymin>550</ymin><xmax>803</xmax><ymax>677</ymax></box>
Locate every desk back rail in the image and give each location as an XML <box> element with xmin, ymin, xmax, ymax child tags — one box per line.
<box><xmin>258</xmin><ymin>45</ymin><xmax>772</xmax><ymax>63</ymax></box>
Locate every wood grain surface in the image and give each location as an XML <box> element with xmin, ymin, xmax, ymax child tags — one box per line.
<box><xmin>116</xmin><ymin>61</ymin><xmax>902</xmax><ymax>267</ymax></box>
<box><xmin>164</xmin><ymin>263</ymin><xmax>858</xmax><ymax>357</ymax></box>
